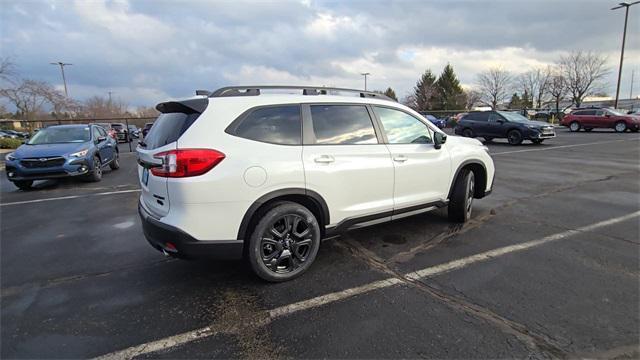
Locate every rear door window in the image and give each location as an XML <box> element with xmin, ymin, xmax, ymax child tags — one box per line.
<box><xmin>309</xmin><ymin>105</ymin><xmax>377</xmax><ymax>145</ymax></box>
<box><xmin>144</xmin><ymin>112</ymin><xmax>199</xmax><ymax>149</ymax></box>
<box><xmin>227</xmin><ymin>105</ymin><xmax>301</xmax><ymax>145</ymax></box>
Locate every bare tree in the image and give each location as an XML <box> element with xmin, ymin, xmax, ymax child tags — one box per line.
<box><xmin>135</xmin><ymin>106</ymin><xmax>159</xmax><ymax>118</ymax></box>
<box><xmin>547</xmin><ymin>67</ymin><xmax>568</xmax><ymax>116</ymax></box>
<box><xmin>558</xmin><ymin>51</ymin><xmax>609</xmax><ymax>108</ymax></box>
<box><xmin>518</xmin><ymin>67</ymin><xmax>551</xmax><ymax>109</ymax></box>
<box><xmin>83</xmin><ymin>95</ymin><xmax>130</xmax><ymax>118</ymax></box>
<box><xmin>476</xmin><ymin>67</ymin><xmax>513</xmax><ymax>109</ymax></box>
<box><xmin>0</xmin><ymin>79</ymin><xmax>58</xmax><ymax>120</ymax></box>
<box><xmin>464</xmin><ymin>88</ymin><xmax>482</xmax><ymax>110</ymax></box>
<box><xmin>0</xmin><ymin>57</ymin><xmax>17</xmax><ymax>84</ymax></box>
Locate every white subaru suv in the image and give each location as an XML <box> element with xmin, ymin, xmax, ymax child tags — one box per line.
<box><xmin>137</xmin><ymin>86</ymin><xmax>495</xmax><ymax>282</ymax></box>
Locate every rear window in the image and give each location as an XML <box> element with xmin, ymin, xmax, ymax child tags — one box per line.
<box><xmin>310</xmin><ymin>105</ymin><xmax>377</xmax><ymax>145</ymax></box>
<box><xmin>111</xmin><ymin>123</ymin><xmax>124</xmax><ymax>129</ymax></box>
<box><xmin>227</xmin><ymin>105</ymin><xmax>301</xmax><ymax>145</ymax></box>
<box><xmin>144</xmin><ymin>112</ymin><xmax>199</xmax><ymax>149</ymax></box>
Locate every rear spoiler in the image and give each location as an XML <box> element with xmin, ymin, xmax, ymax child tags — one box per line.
<box><xmin>155</xmin><ymin>98</ymin><xmax>208</xmax><ymax>114</ymax></box>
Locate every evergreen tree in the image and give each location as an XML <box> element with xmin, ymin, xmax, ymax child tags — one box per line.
<box><xmin>434</xmin><ymin>64</ymin><xmax>466</xmax><ymax>110</ymax></box>
<box><xmin>383</xmin><ymin>87</ymin><xmax>398</xmax><ymax>101</ymax></box>
<box><xmin>509</xmin><ymin>93</ymin><xmax>522</xmax><ymax>108</ymax></box>
<box><xmin>413</xmin><ymin>70</ymin><xmax>437</xmax><ymax>111</ymax></box>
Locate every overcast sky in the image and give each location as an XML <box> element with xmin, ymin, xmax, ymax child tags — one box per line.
<box><xmin>2</xmin><ymin>0</ymin><xmax>639</xmax><ymax>107</ymax></box>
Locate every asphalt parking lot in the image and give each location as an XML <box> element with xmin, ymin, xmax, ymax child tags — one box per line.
<box><xmin>1</xmin><ymin>129</ymin><xmax>639</xmax><ymax>359</ymax></box>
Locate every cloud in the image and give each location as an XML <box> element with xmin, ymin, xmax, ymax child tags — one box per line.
<box><xmin>1</xmin><ymin>0</ymin><xmax>638</xmax><ymax>107</ymax></box>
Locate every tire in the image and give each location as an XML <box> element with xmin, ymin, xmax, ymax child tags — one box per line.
<box><xmin>569</xmin><ymin>121</ymin><xmax>581</xmax><ymax>132</ymax></box>
<box><xmin>13</xmin><ymin>180</ymin><xmax>33</xmax><ymax>191</ymax></box>
<box><xmin>109</xmin><ymin>151</ymin><xmax>120</xmax><ymax>170</ymax></box>
<box><xmin>448</xmin><ymin>169</ymin><xmax>475</xmax><ymax>223</ymax></box>
<box><xmin>483</xmin><ymin>137</ymin><xmax>493</xmax><ymax>142</ymax></box>
<box><xmin>87</xmin><ymin>156</ymin><xmax>103</xmax><ymax>182</ymax></box>
<box><xmin>532</xmin><ymin>139</ymin><xmax>544</xmax><ymax>144</ymax></box>
<box><xmin>248</xmin><ymin>202</ymin><xmax>321</xmax><ymax>282</ymax></box>
<box><xmin>614</xmin><ymin>121</ymin><xmax>627</xmax><ymax>133</ymax></box>
<box><xmin>631</xmin><ymin>128</ymin><xmax>639</xmax><ymax>133</ymax></box>
<box><xmin>584</xmin><ymin>128</ymin><xmax>593</xmax><ymax>132</ymax></box>
<box><xmin>462</xmin><ymin>128</ymin><xmax>474</xmax><ymax>138</ymax></box>
<box><xmin>507</xmin><ymin>130</ymin><xmax>523</xmax><ymax>145</ymax></box>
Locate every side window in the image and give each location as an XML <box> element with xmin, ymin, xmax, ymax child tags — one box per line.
<box><xmin>92</xmin><ymin>126</ymin><xmax>102</xmax><ymax>140</ymax></box>
<box><xmin>583</xmin><ymin>110</ymin><xmax>596</xmax><ymax>116</ymax></box>
<box><xmin>373</xmin><ymin>106</ymin><xmax>432</xmax><ymax>144</ymax></box>
<box><xmin>462</xmin><ymin>113</ymin><xmax>476</xmax><ymax>121</ymax></box>
<box><xmin>572</xmin><ymin>111</ymin><xmax>584</xmax><ymax>116</ymax></box>
<box><xmin>487</xmin><ymin>113</ymin><xmax>502</xmax><ymax>123</ymax></box>
<box><xmin>228</xmin><ymin>105</ymin><xmax>301</xmax><ymax>145</ymax></box>
<box><xmin>309</xmin><ymin>105</ymin><xmax>377</xmax><ymax>145</ymax></box>
<box><xmin>97</xmin><ymin>126</ymin><xmax>107</xmax><ymax>137</ymax></box>
<box><xmin>595</xmin><ymin>110</ymin><xmax>605</xmax><ymax>116</ymax></box>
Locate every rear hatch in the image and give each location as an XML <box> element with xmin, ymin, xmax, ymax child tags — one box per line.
<box><xmin>136</xmin><ymin>98</ymin><xmax>207</xmax><ymax>218</ymax></box>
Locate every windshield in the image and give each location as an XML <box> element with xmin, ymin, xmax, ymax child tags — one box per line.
<box><xmin>27</xmin><ymin>126</ymin><xmax>91</xmax><ymax>145</ymax></box>
<box><xmin>498</xmin><ymin>111</ymin><xmax>531</xmax><ymax>123</ymax></box>
<box><xmin>111</xmin><ymin>124</ymin><xmax>124</xmax><ymax>129</ymax></box>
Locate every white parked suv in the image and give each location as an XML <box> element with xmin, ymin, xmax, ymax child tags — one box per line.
<box><xmin>137</xmin><ymin>86</ymin><xmax>495</xmax><ymax>282</ymax></box>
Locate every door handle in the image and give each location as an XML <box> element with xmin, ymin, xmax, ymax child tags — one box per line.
<box><xmin>314</xmin><ymin>155</ymin><xmax>335</xmax><ymax>164</ymax></box>
<box><xmin>393</xmin><ymin>155</ymin><xmax>408</xmax><ymax>162</ymax></box>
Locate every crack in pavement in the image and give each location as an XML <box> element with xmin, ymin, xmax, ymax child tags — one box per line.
<box><xmin>336</xmin><ymin>237</ymin><xmax>569</xmax><ymax>359</ymax></box>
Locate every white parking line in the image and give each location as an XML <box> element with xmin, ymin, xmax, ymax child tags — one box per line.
<box><xmin>0</xmin><ymin>189</ymin><xmax>140</xmax><ymax>207</ymax></box>
<box><xmin>95</xmin><ymin>210</ymin><xmax>640</xmax><ymax>359</ymax></box>
<box><xmin>492</xmin><ymin>138</ymin><xmax>639</xmax><ymax>155</ymax></box>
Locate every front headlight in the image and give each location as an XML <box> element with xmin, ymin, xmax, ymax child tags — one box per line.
<box><xmin>5</xmin><ymin>152</ymin><xmax>16</xmax><ymax>161</ymax></box>
<box><xmin>70</xmin><ymin>149</ymin><xmax>89</xmax><ymax>158</ymax></box>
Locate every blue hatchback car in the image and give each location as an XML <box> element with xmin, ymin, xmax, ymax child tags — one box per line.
<box><xmin>4</xmin><ymin>124</ymin><xmax>119</xmax><ymax>190</ymax></box>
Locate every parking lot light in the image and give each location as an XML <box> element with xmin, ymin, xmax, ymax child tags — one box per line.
<box><xmin>611</xmin><ymin>1</ymin><xmax>640</xmax><ymax>109</ymax></box>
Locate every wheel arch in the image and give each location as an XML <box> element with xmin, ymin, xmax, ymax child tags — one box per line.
<box><xmin>447</xmin><ymin>160</ymin><xmax>488</xmax><ymax>200</ymax></box>
<box><xmin>237</xmin><ymin>188</ymin><xmax>330</xmax><ymax>241</ymax></box>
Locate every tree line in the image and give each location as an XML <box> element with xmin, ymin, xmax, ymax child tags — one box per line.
<box><xmin>0</xmin><ymin>58</ymin><xmax>157</xmax><ymax>121</ymax></box>
<box><xmin>377</xmin><ymin>50</ymin><xmax>609</xmax><ymax>114</ymax></box>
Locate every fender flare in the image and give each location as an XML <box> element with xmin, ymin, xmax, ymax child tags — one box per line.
<box><xmin>236</xmin><ymin>188</ymin><xmax>330</xmax><ymax>240</ymax></box>
<box><xmin>447</xmin><ymin>160</ymin><xmax>487</xmax><ymax>200</ymax></box>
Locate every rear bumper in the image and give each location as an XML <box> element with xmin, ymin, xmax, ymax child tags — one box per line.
<box><xmin>138</xmin><ymin>200</ymin><xmax>244</xmax><ymax>259</ymax></box>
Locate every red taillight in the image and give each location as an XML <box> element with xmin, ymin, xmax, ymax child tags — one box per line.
<box><xmin>151</xmin><ymin>149</ymin><xmax>225</xmax><ymax>178</ymax></box>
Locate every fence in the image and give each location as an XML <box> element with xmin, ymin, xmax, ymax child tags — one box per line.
<box><xmin>0</xmin><ymin>116</ymin><xmax>156</xmax><ymax>152</ymax></box>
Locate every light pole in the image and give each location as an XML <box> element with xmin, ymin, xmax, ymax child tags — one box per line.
<box><xmin>50</xmin><ymin>61</ymin><xmax>72</xmax><ymax>97</ymax></box>
<box><xmin>611</xmin><ymin>1</ymin><xmax>639</xmax><ymax>109</ymax></box>
<box><xmin>360</xmin><ymin>72</ymin><xmax>370</xmax><ymax>91</ymax></box>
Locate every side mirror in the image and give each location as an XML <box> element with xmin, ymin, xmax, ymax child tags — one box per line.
<box><xmin>96</xmin><ymin>136</ymin><xmax>106</xmax><ymax>143</ymax></box>
<box><xmin>434</xmin><ymin>132</ymin><xmax>447</xmax><ymax>150</ymax></box>
<box><xmin>496</xmin><ymin>119</ymin><xmax>505</xmax><ymax>124</ymax></box>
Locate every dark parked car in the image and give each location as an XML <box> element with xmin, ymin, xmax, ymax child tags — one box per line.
<box><xmin>4</xmin><ymin>124</ymin><xmax>120</xmax><ymax>190</ymax></box>
<box><xmin>110</xmin><ymin>123</ymin><xmax>131</xmax><ymax>142</ymax></box>
<box><xmin>561</xmin><ymin>108</ymin><xmax>639</xmax><ymax>132</ymax></box>
<box><xmin>141</xmin><ymin>122</ymin><xmax>153</xmax><ymax>138</ymax></box>
<box><xmin>455</xmin><ymin>111</ymin><xmax>556</xmax><ymax>145</ymax></box>
<box><xmin>424</xmin><ymin>114</ymin><xmax>447</xmax><ymax>129</ymax></box>
<box><xmin>2</xmin><ymin>130</ymin><xmax>29</xmax><ymax>139</ymax></box>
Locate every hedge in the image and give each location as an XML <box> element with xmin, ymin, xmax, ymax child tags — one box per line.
<box><xmin>0</xmin><ymin>138</ymin><xmax>23</xmax><ymax>149</ymax></box>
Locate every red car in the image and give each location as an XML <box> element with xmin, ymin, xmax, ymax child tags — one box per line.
<box><xmin>562</xmin><ymin>108</ymin><xmax>640</xmax><ymax>133</ymax></box>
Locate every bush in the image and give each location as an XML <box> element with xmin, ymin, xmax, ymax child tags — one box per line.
<box><xmin>0</xmin><ymin>138</ymin><xmax>23</xmax><ymax>149</ymax></box>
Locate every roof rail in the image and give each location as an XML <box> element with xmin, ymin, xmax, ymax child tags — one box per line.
<box><xmin>209</xmin><ymin>86</ymin><xmax>395</xmax><ymax>101</ymax></box>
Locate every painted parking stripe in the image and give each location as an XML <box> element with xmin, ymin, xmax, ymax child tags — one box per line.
<box><xmin>94</xmin><ymin>210</ymin><xmax>640</xmax><ymax>359</ymax></box>
<box><xmin>492</xmin><ymin>137</ymin><xmax>640</xmax><ymax>155</ymax></box>
<box><xmin>0</xmin><ymin>189</ymin><xmax>140</xmax><ymax>207</ymax></box>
